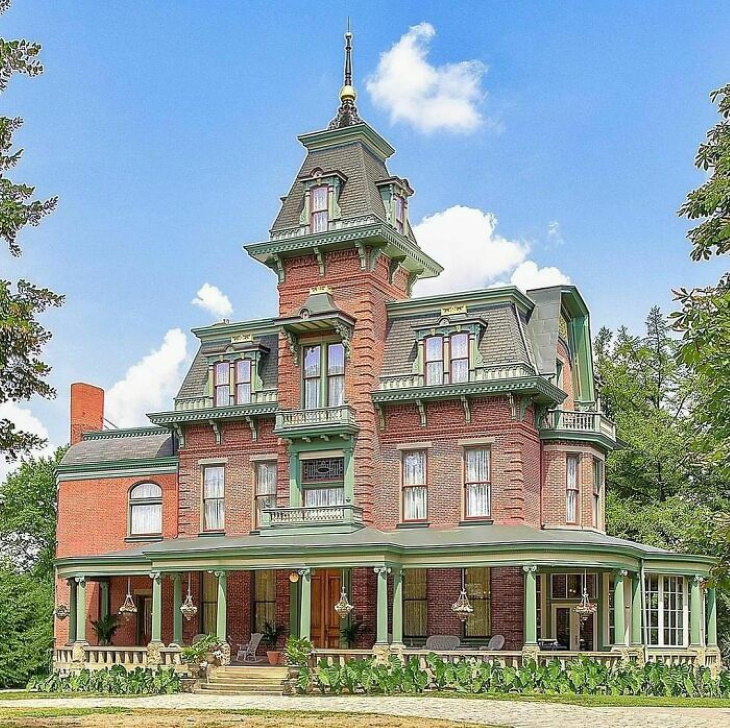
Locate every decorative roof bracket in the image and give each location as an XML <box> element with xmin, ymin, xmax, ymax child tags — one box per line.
<box><xmin>416</xmin><ymin>399</ymin><xmax>426</xmax><ymax>428</ymax></box>
<box><xmin>284</xmin><ymin>329</ymin><xmax>299</xmax><ymax>366</ymax></box>
<box><xmin>209</xmin><ymin>419</ymin><xmax>222</xmax><ymax>445</ymax></box>
<box><xmin>245</xmin><ymin>416</ymin><xmax>258</xmax><ymax>442</ymax></box>
<box><xmin>313</xmin><ymin>246</ymin><xmax>326</xmax><ymax>276</ymax></box>
<box><xmin>460</xmin><ymin>395</ymin><xmax>471</xmax><ymax>424</ymax></box>
<box><xmin>171</xmin><ymin>422</ymin><xmax>185</xmax><ymax>449</ymax></box>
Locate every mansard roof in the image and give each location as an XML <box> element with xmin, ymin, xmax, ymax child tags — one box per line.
<box><xmin>60</xmin><ymin>428</ymin><xmax>174</xmax><ymax>467</ymax></box>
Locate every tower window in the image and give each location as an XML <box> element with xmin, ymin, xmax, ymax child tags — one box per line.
<box><xmin>302</xmin><ymin>343</ymin><xmax>345</xmax><ymax>410</ymax></box>
<box><xmin>394</xmin><ymin>195</ymin><xmax>405</xmax><ymax>234</ymax></box>
<box><xmin>450</xmin><ymin>332</ymin><xmax>470</xmax><ymax>383</ymax></box>
<box><xmin>214</xmin><ymin>362</ymin><xmax>230</xmax><ymax>407</ymax></box>
<box><xmin>236</xmin><ymin>359</ymin><xmax>252</xmax><ymax>404</ymax></box>
<box><xmin>310</xmin><ymin>184</ymin><xmax>329</xmax><ymax>233</ymax></box>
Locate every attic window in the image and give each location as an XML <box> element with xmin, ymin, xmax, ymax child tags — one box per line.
<box><xmin>394</xmin><ymin>195</ymin><xmax>405</xmax><ymax>234</ymax></box>
<box><xmin>311</xmin><ymin>184</ymin><xmax>329</xmax><ymax>233</ymax></box>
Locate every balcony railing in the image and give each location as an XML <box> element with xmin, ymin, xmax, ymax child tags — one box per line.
<box><xmin>542</xmin><ymin>409</ymin><xmax>616</xmax><ymax>441</ymax></box>
<box><xmin>174</xmin><ymin>389</ymin><xmax>277</xmax><ymax>412</ymax></box>
<box><xmin>263</xmin><ymin>504</ymin><xmax>363</xmax><ymax>529</ymax></box>
<box><xmin>274</xmin><ymin>405</ymin><xmax>358</xmax><ymax>435</ymax></box>
<box><xmin>377</xmin><ymin>364</ymin><xmax>535</xmax><ymax>391</ymax></box>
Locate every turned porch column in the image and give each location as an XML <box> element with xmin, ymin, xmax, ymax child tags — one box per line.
<box><xmin>215</xmin><ymin>571</ymin><xmax>228</xmax><ymax>643</ymax></box>
<box><xmin>630</xmin><ymin>572</ymin><xmax>642</xmax><ymax>646</ymax></box>
<box><xmin>150</xmin><ymin>572</ymin><xmax>163</xmax><ymax>643</ymax></box>
<box><xmin>374</xmin><ymin>566</ymin><xmax>390</xmax><ymax>645</ymax></box>
<box><xmin>690</xmin><ymin>575</ymin><xmax>703</xmax><ymax>647</ymax></box>
<box><xmin>299</xmin><ymin>569</ymin><xmax>312</xmax><ymax>641</ymax></box>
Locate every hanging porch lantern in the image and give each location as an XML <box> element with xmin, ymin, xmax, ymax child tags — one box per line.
<box><xmin>54</xmin><ymin>604</ymin><xmax>70</xmax><ymax>620</ymax></box>
<box><xmin>450</xmin><ymin>588</ymin><xmax>474</xmax><ymax>622</ymax></box>
<box><xmin>118</xmin><ymin>577</ymin><xmax>138</xmax><ymax>619</ymax></box>
<box><xmin>573</xmin><ymin>570</ymin><xmax>597</xmax><ymax>622</ymax></box>
<box><xmin>180</xmin><ymin>573</ymin><xmax>198</xmax><ymax>621</ymax></box>
<box><xmin>334</xmin><ymin>586</ymin><xmax>354</xmax><ymax>618</ymax></box>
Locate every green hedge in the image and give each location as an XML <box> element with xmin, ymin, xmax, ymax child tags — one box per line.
<box><xmin>27</xmin><ymin>666</ymin><xmax>181</xmax><ymax>695</ymax></box>
<box><xmin>296</xmin><ymin>654</ymin><xmax>730</xmax><ymax>698</ymax></box>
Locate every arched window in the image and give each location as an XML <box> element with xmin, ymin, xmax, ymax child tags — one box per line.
<box><xmin>129</xmin><ymin>482</ymin><xmax>162</xmax><ymax>536</ymax></box>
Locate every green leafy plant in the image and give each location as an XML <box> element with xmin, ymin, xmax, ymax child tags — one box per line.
<box><xmin>180</xmin><ymin>634</ymin><xmax>219</xmax><ymax>665</ymax></box>
<box><xmin>285</xmin><ymin>636</ymin><xmax>313</xmax><ymax>666</ymax></box>
<box><xmin>261</xmin><ymin>621</ymin><xmax>286</xmax><ymax>649</ymax></box>
<box><xmin>340</xmin><ymin>620</ymin><xmax>368</xmax><ymax>648</ymax></box>
<box><xmin>27</xmin><ymin>666</ymin><xmax>180</xmax><ymax>695</ymax></box>
<box><xmin>90</xmin><ymin>613</ymin><xmax>120</xmax><ymax>646</ymax></box>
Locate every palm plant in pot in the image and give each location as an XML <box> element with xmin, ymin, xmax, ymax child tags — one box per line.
<box><xmin>262</xmin><ymin>621</ymin><xmax>286</xmax><ymax>665</ymax></box>
<box><xmin>90</xmin><ymin>613</ymin><xmax>120</xmax><ymax>646</ymax></box>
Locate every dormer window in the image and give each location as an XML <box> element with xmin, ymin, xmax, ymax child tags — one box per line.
<box><xmin>394</xmin><ymin>195</ymin><xmax>405</xmax><ymax>234</ymax></box>
<box><xmin>214</xmin><ymin>362</ymin><xmax>230</xmax><ymax>407</ymax></box>
<box><xmin>424</xmin><ymin>332</ymin><xmax>471</xmax><ymax>386</ymax></box>
<box><xmin>310</xmin><ymin>184</ymin><xmax>329</xmax><ymax>233</ymax></box>
<box><xmin>236</xmin><ymin>359</ymin><xmax>252</xmax><ymax>404</ymax></box>
<box><xmin>424</xmin><ymin>336</ymin><xmax>444</xmax><ymax>386</ymax></box>
<box><xmin>450</xmin><ymin>333</ymin><xmax>469</xmax><ymax>383</ymax></box>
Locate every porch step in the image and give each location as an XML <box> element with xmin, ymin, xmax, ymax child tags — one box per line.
<box><xmin>195</xmin><ymin>683</ymin><xmax>284</xmax><ymax>694</ymax></box>
<box><xmin>216</xmin><ymin>666</ymin><xmax>288</xmax><ymax>678</ymax></box>
<box><xmin>194</xmin><ymin>665</ymin><xmax>288</xmax><ymax>695</ymax></box>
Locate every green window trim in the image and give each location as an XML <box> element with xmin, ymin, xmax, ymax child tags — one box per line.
<box><xmin>301</xmin><ymin>341</ymin><xmax>345</xmax><ymax>410</ymax></box>
<box><xmin>287</xmin><ymin>440</ymin><xmax>355</xmax><ymax>508</ymax></box>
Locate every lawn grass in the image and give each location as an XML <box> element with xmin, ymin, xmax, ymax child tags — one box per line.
<box><xmin>0</xmin><ymin>708</ymin><xmax>481</xmax><ymax>728</ymax></box>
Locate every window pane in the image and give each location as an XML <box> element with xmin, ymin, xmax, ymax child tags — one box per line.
<box><xmin>215</xmin><ymin>385</ymin><xmax>230</xmax><ymax>407</ymax></box>
<box><xmin>404</xmin><ymin>485</ymin><xmax>427</xmax><ymax>520</ymax></box>
<box><xmin>255</xmin><ymin>495</ymin><xmax>276</xmax><ymax>526</ymax></box>
<box><xmin>304</xmin><ymin>378</ymin><xmax>320</xmax><ymax>409</ymax></box>
<box><xmin>303</xmin><ymin>346</ymin><xmax>321</xmax><ymax>377</ymax></box>
<box><xmin>466</xmin><ymin>483</ymin><xmax>490</xmax><ymax>517</ymax></box>
<box><xmin>236</xmin><ymin>383</ymin><xmax>252</xmax><ymax>404</ymax></box>
<box><xmin>327</xmin><ymin>375</ymin><xmax>344</xmax><ymax>407</ymax></box>
<box><xmin>466</xmin><ymin>448</ymin><xmax>490</xmax><ymax>483</ymax></box>
<box><xmin>255</xmin><ymin>462</ymin><xmax>277</xmax><ymax>495</ymax></box>
<box><xmin>425</xmin><ymin>336</ymin><xmax>443</xmax><ymax>361</ymax></box>
<box><xmin>465</xmin><ymin>567</ymin><xmax>490</xmax><ymax>637</ymax></box>
<box><xmin>566</xmin><ymin>490</ymin><xmax>577</xmax><ymax>522</ymax></box>
<box><xmin>130</xmin><ymin>503</ymin><xmax>161</xmax><ymax>534</ymax></box>
<box><xmin>215</xmin><ymin>362</ymin><xmax>229</xmax><ymax>384</ymax></box>
<box><xmin>204</xmin><ymin>498</ymin><xmax>224</xmax><ymax>530</ymax></box>
<box><xmin>236</xmin><ymin>359</ymin><xmax>251</xmax><ymax>383</ymax></box>
<box><xmin>327</xmin><ymin>343</ymin><xmax>345</xmax><ymax>375</ymax></box>
<box><xmin>404</xmin><ymin>569</ymin><xmax>427</xmax><ymax>637</ymax></box>
<box><xmin>204</xmin><ymin>467</ymin><xmax>225</xmax><ymax>498</ymax></box>
<box><xmin>302</xmin><ymin>457</ymin><xmax>344</xmax><ymax>483</ymax></box>
<box><xmin>130</xmin><ymin>482</ymin><xmax>162</xmax><ymax>500</ymax></box>
<box><xmin>451</xmin><ymin>358</ymin><xmax>469</xmax><ymax>383</ymax></box>
<box><xmin>425</xmin><ymin>362</ymin><xmax>443</xmax><ymax>386</ymax></box>
<box><xmin>304</xmin><ymin>487</ymin><xmax>345</xmax><ymax>507</ymax></box>
<box><xmin>567</xmin><ymin>455</ymin><xmax>579</xmax><ymax>488</ymax></box>
<box><xmin>451</xmin><ymin>333</ymin><xmax>469</xmax><ymax>358</ymax></box>
<box><xmin>403</xmin><ymin>451</ymin><xmax>425</xmax><ymax>486</ymax></box>
<box><xmin>311</xmin><ymin>185</ymin><xmax>328</xmax><ymax>211</ymax></box>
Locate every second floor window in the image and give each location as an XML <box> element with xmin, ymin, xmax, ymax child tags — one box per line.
<box><xmin>203</xmin><ymin>465</ymin><xmax>225</xmax><ymax>531</ymax></box>
<box><xmin>464</xmin><ymin>447</ymin><xmax>490</xmax><ymax>518</ymax></box>
<box><xmin>236</xmin><ymin>359</ymin><xmax>252</xmax><ymax>404</ymax></box>
<box><xmin>310</xmin><ymin>184</ymin><xmax>329</xmax><ymax>232</ymax></box>
<box><xmin>303</xmin><ymin>343</ymin><xmax>345</xmax><ymax>410</ymax></box>
<box><xmin>129</xmin><ymin>482</ymin><xmax>162</xmax><ymax>536</ymax></box>
<box><xmin>394</xmin><ymin>195</ymin><xmax>405</xmax><ymax>234</ymax></box>
<box><xmin>402</xmin><ymin>449</ymin><xmax>427</xmax><ymax>521</ymax></box>
<box><xmin>566</xmin><ymin>454</ymin><xmax>580</xmax><ymax>524</ymax></box>
<box><xmin>254</xmin><ymin>461</ymin><xmax>277</xmax><ymax>528</ymax></box>
<box><xmin>301</xmin><ymin>456</ymin><xmax>345</xmax><ymax>507</ymax></box>
<box><xmin>592</xmin><ymin>458</ymin><xmax>604</xmax><ymax>528</ymax></box>
<box><xmin>214</xmin><ymin>362</ymin><xmax>230</xmax><ymax>407</ymax></box>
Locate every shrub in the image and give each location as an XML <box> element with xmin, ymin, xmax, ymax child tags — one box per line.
<box><xmin>27</xmin><ymin>666</ymin><xmax>181</xmax><ymax>695</ymax></box>
<box><xmin>294</xmin><ymin>653</ymin><xmax>730</xmax><ymax>698</ymax></box>
<box><xmin>285</xmin><ymin>635</ymin><xmax>313</xmax><ymax>666</ymax></box>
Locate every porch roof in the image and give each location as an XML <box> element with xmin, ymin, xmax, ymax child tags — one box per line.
<box><xmin>55</xmin><ymin>524</ymin><xmax>715</xmax><ymax>578</ymax></box>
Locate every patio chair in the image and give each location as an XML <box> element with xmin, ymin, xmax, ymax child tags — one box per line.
<box><xmin>480</xmin><ymin>634</ymin><xmax>505</xmax><ymax>651</ymax></box>
<box><xmin>425</xmin><ymin>635</ymin><xmax>461</xmax><ymax>651</ymax></box>
<box><xmin>236</xmin><ymin>632</ymin><xmax>264</xmax><ymax>663</ymax></box>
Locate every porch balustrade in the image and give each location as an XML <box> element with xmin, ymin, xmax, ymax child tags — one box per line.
<box><xmin>264</xmin><ymin>504</ymin><xmax>363</xmax><ymax>528</ymax></box>
<box><xmin>377</xmin><ymin>364</ymin><xmax>535</xmax><ymax>391</ymax></box>
<box><xmin>85</xmin><ymin>646</ymin><xmax>148</xmax><ymax>666</ymax></box>
<box><xmin>274</xmin><ymin>404</ymin><xmax>357</xmax><ymax>434</ymax></box>
<box><xmin>174</xmin><ymin>389</ymin><xmax>277</xmax><ymax>412</ymax></box>
<box><xmin>542</xmin><ymin>409</ymin><xmax>616</xmax><ymax>439</ymax></box>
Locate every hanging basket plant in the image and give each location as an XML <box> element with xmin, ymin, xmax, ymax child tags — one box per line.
<box><xmin>450</xmin><ymin>588</ymin><xmax>474</xmax><ymax>622</ymax></box>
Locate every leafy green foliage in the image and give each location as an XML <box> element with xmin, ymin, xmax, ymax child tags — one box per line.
<box><xmin>180</xmin><ymin>634</ymin><xmax>220</xmax><ymax>665</ymax></box>
<box><xmin>294</xmin><ymin>654</ymin><xmax>730</xmax><ymax>698</ymax></box>
<box><xmin>284</xmin><ymin>635</ymin><xmax>313</xmax><ymax>666</ymax></box>
<box><xmin>261</xmin><ymin>621</ymin><xmax>286</xmax><ymax>648</ymax></box>
<box><xmin>0</xmin><ymin>1</ymin><xmax>63</xmax><ymax>461</ymax></box>
<box><xmin>90</xmin><ymin>614</ymin><xmax>120</xmax><ymax>647</ymax></box>
<box><xmin>27</xmin><ymin>666</ymin><xmax>181</xmax><ymax>695</ymax></box>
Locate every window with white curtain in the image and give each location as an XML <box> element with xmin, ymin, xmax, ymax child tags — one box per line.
<box><xmin>327</xmin><ymin>343</ymin><xmax>345</xmax><ymax>407</ymax></box>
<box><xmin>254</xmin><ymin>461</ymin><xmax>277</xmax><ymax>528</ymax></box>
<box><xmin>310</xmin><ymin>184</ymin><xmax>329</xmax><ymax>232</ymax></box>
<box><xmin>402</xmin><ymin>450</ymin><xmax>427</xmax><ymax>521</ymax></box>
<box><xmin>214</xmin><ymin>361</ymin><xmax>230</xmax><ymax>407</ymax></box>
<box><xmin>203</xmin><ymin>465</ymin><xmax>225</xmax><ymax>531</ymax></box>
<box><xmin>464</xmin><ymin>447</ymin><xmax>490</xmax><ymax>518</ymax></box>
<box><xmin>450</xmin><ymin>332</ymin><xmax>470</xmax><ymax>383</ymax></box>
<box><xmin>566</xmin><ymin>454</ymin><xmax>580</xmax><ymax>524</ymax></box>
<box><xmin>303</xmin><ymin>345</ymin><xmax>321</xmax><ymax>410</ymax></box>
<box><xmin>302</xmin><ymin>343</ymin><xmax>345</xmax><ymax>410</ymax></box>
<box><xmin>301</xmin><ymin>456</ymin><xmax>345</xmax><ymax>508</ymax></box>
<box><xmin>645</xmin><ymin>575</ymin><xmax>687</xmax><ymax>647</ymax></box>
<box><xmin>236</xmin><ymin>359</ymin><xmax>252</xmax><ymax>404</ymax></box>
<box><xmin>129</xmin><ymin>482</ymin><xmax>162</xmax><ymax>535</ymax></box>
<box><xmin>424</xmin><ymin>336</ymin><xmax>444</xmax><ymax>386</ymax></box>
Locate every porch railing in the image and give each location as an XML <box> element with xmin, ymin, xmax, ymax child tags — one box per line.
<box><xmin>402</xmin><ymin>649</ymin><xmax>524</xmax><ymax>669</ymax></box>
<box><xmin>85</xmin><ymin>646</ymin><xmax>147</xmax><ymax>666</ymax></box>
<box><xmin>542</xmin><ymin>409</ymin><xmax>616</xmax><ymax>440</ymax></box>
<box><xmin>53</xmin><ymin>645</ymin><xmax>182</xmax><ymax>670</ymax></box>
<box><xmin>377</xmin><ymin>364</ymin><xmax>535</xmax><ymax>391</ymax></box>
<box><xmin>274</xmin><ymin>405</ymin><xmax>357</xmax><ymax>433</ymax></box>
<box><xmin>174</xmin><ymin>389</ymin><xmax>277</xmax><ymax>412</ymax></box>
<box><xmin>263</xmin><ymin>504</ymin><xmax>364</xmax><ymax>528</ymax></box>
<box><xmin>646</xmin><ymin>648</ymin><xmax>698</xmax><ymax>667</ymax></box>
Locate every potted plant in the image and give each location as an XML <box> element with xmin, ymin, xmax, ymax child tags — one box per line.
<box><xmin>181</xmin><ymin>634</ymin><xmax>220</xmax><ymax>678</ymax></box>
<box><xmin>261</xmin><ymin>621</ymin><xmax>286</xmax><ymax>665</ymax></box>
<box><xmin>340</xmin><ymin>619</ymin><xmax>367</xmax><ymax>648</ymax></box>
<box><xmin>90</xmin><ymin>613</ymin><xmax>120</xmax><ymax>646</ymax></box>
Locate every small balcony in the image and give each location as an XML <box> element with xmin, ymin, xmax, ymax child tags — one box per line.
<box><xmin>174</xmin><ymin>390</ymin><xmax>277</xmax><ymax>412</ymax></box>
<box><xmin>274</xmin><ymin>405</ymin><xmax>358</xmax><ymax>439</ymax></box>
<box><xmin>260</xmin><ymin>504</ymin><xmax>364</xmax><ymax>535</ymax></box>
<box><xmin>541</xmin><ymin>409</ymin><xmax>617</xmax><ymax>445</ymax></box>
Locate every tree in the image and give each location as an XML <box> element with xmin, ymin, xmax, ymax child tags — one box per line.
<box><xmin>673</xmin><ymin>83</ymin><xmax>730</xmax><ymax>479</ymax></box>
<box><xmin>0</xmin><ymin>0</ymin><xmax>62</xmax><ymax>463</ymax></box>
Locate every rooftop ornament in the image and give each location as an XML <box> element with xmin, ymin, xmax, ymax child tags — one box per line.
<box><xmin>334</xmin><ymin>586</ymin><xmax>354</xmax><ymax>618</ymax></box>
<box><xmin>118</xmin><ymin>577</ymin><xmax>138</xmax><ymax>619</ymax></box>
<box><xmin>180</xmin><ymin>573</ymin><xmax>198</xmax><ymax>621</ymax></box>
<box><xmin>573</xmin><ymin>570</ymin><xmax>598</xmax><ymax>622</ymax></box>
<box><xmin>328</xmin><ymin>22</ymin><xmax>362</xmax><ymax>130</ymax></box>
<box><xmin>450</xmin><ymin>588</ymin><xmax>474</xmax><ymax>622</ymax></box>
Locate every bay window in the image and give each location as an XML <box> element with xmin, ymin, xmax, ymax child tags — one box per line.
<box><xmin>646</xmin><ymin>575</ymin><xmax>687</xmax><ymax>647</ymax></box>
<box><xmin>254</xmin><ymin>461</ymin><xmax>277</xmax><ymax>528</ymax></box>
<box><xmin>128</xmin><ymin>482</ymin><xmax>162</xmax><ymax>536</ymax></box>
<box><xmin>236</xmin><ymin>359</ymin><xmax>252</xmax><ymax>404</ymax></box>
<box><xmin>402</xmin><ymin>450</ymin><xmax>427</xmax><ymax>521</ymax></box>
<box><xmin>302</xmin><ymin>342</ymin><xmax>345</xmax><ymax>410</ymax></box>
<box><xmin>203</xmin><ymin>465</ymin><xmax>225</xmax><ymax>531</ymax></box>
<box><xmin>214</xmin><ymin>361</ymin><xmax>230</xmax><ymax>407</ymax></box>
<box><xmin>566</xmin><ymin>454</ymin><xmax>580</xmax><ymax>524</ymax></box>
<box><xmin>464</xmin><ymin>447</ymin><xmax>490</xmax><ymax>518</ymax></box>
<box><xmin>310</xmin><ymin>184</ymin><xmax>329</xmax><ymax>232</ymax></box>
<box><xmin>301</xmin><ymin>455</ymin><xmax>345</xmax><ymax>507</ymax></box>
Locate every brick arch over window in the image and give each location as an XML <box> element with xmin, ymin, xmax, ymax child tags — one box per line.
<box><xmin>128</xmin><ymin>481</ymin><xmax>163</xmax><ymax>536</ymax></box>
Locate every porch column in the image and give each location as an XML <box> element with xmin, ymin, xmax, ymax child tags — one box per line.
<box><xmin>630</xmin><ymin>573</ymin><xmax>642</xmax><ymax>645</ymax></box>
<box><xmin>391</xmin><ymin>567</ymin><xmax>403</xmax><ymax>647</ymax></box>
<box><xmin>374</xmin><ymin>566</ymin><xmax>390</xmax><ymax>645</ymax></box>
<box><xmin>690</xmin><ymin>575</ymin><xmax>703</xmax><ymax>647</ymax></box>
<box><xmin>99</xmin><ymin>581</ymin><xmax>110</xmax><ymax>619</ymax></box>
<box><xmin>67</xmin><ymin>579</ymin><xmax>77</xmax><ymax>643</ymax></box>
<box><xmin>706</xmin><ymin>587</ymin><xmax>717</xmax><ymax>648</ymax></box>
<box><xmin>612</xmin><ymin>570</ymin><xmax>627</xmax><ymax>647</ymax></box>
<box><xmin>299</xmin><ymin>569</ymin><xmax>311</xmax><ymax>641</ymax></box>
<box><xmin>150</xmin><ymin>572</ymin><xmax>162</xmax><ymax>643</ymax></box>
<box><xmin>75</xmin><ymin>577</ymin><xmax>87</xmax><ymax>642</ymax></box>
<box><xmin>215</xmin><ymin>571</ymin><xmax>228</xmax><ymax>643</ymax></box>
<box><xmin>171</xmin><ymin>574</ymin><xmax>183</xmax><ymax>646</ymax></box>
<box><xmin>522</xmin><ymin>565</ymin><xmax>538</xmax><ymax>646</ymax></box>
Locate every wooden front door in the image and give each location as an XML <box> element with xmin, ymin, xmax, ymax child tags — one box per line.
<box><xmin>311</xmin><ymin>569</ymin><xmax>342</xmax><ymax>648</ymax></box>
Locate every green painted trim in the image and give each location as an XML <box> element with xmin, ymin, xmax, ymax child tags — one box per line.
<box><xmin>172</xmin><ymin>574</ymin><xmax>183</xmax><ymax>645</ymax></box>
<box><xmin>539</xmin><ymin>430</ymin><xmax>618</xmax><ymax>452</ymax></box>
<box><xmin>299</xmin><ymin>569</ymin><xmax>311</xmax><ymax>641</ymax></box>
<box><xmin>387</xmin><ymin>286</ymin><xmax>535</xmax><ymax>318</ymax></box>
<box><xmin>151</xmin><ymin>573</ymin><xmax>162</xmax><ymax>642</ymax></box>
<box><xmin>216</xmin><ymin>572</ymin><xmax>228</xmax><ymax>643</ymax></box>
<box><xmin>148</xmin><ymin>404</ymin><xmax>277</xmax><ymax>426</ymax></box>
<box><xmin>375</xmin><ymin>567</ymin><xmax>389</xmax><ymax>644</ymax></box>
<box><xmin>76</xmin><ymin>579</ymin><xmax>87</xmax><ymax>642</ymax></box>
<box><xmin>631</xmin><ymin>574</ymin><xmax>642</xmax><ymax>646</ymax></box>
<box><xmin>524</xmin><ymin>567</ymin><xmax>537</xmax><ymax>645</ymax></box>
<box><xmin>690</xmin><ymin>576</ymin><xmax>702</xmax><ymax>647</ymax></box>
<box><xmin>372</xmin><ymin>376</ymin><xmax>565</xmax><ymax>406</ymax></box>
<box><xmin>298</xmin><ymin>123</ymin><xmax>396</xmax><ymax>159</ymax></box>
<box><xmin>706</xmin><ymin>587</ymin><xmax>717</xmax><ymax>647</ymax></box>
<box><xmin>613</xmin><ymin>571</ymin><xmax>627</xmax><ymax>647</ymax></box>
<box><xmin>289</xmin><ymin>580</ymin><xmax>300</xmax><ymax>638</ymax></box>
<box><xmin>82</xmin><ymin>427</ymin><xmax>167</xmax><ymax>441</ymax></box>
<box><xmin>68</xmin><ymin>581</ymin><xmax>77</xmax><ymax>643</ymax></box>
<box><xmin>191</xmin><ymin>317</ymin><xmax>279</xmax><ymax>341</ymax></box>
<box><xmin>56</xmin><ymin>457</ymin><xmax>178</xmax><ymax>483</ymax></box>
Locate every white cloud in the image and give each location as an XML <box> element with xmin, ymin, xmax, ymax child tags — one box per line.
<box><xmin>366</xmin><ymin>22</ymin><xmax>487</xmax><ymax>133</ymax></box>
<box><xmin>510</xmin><ymin>261</ymin><xmax>571</xmax><ymax>292</ymax></box>
<box><xmin>413</xmin><ymin>206</ymin><xmax>528</xmax><ymax>295</ymax></box>
<box><xmin>105</xmin><ymin>329</ymin><xmax>189</xmax><ymax>428</ymax></box>
<box><xmin>0</xmin><ymin>402</ymin><xmax>55</xmax><ymax>483</ymax></box>
<box><xmin>547</xmin><ymin>221</ymin><xmax>564</xmax><ymax>247</ymax></box>
<box><xmin>191</xmin><ymin>283</ymin><xmax>233</xmax><ymax>319</ymax></box>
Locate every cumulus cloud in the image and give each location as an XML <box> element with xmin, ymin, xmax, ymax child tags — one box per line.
<box><xmin>192</xmin><ymin>283</ymin><xmax>233</xmax><ymax>319</ymax></box>
<box><xmin>412</xmin><ymin>205</ymin><xmax>570</xmax><ymax>296</ymax></box>
<box><xmin>366</xmin><ymin>22</ymin><xmax>487</xmax><ymax>133</ymax></box>
<box><xmin>510</xmin><ymin>261</ymin><xmax>571</xmax><ymax>292</ymax></box>
<box><xmin>0</xmin><ymin>402</ymin><xmax>55</xmax><ymax>483</ymax></box>
<box><xmin>105</xmin><ymin>329</ymin><xmax>189</xmax><ymax>427</ymax></box>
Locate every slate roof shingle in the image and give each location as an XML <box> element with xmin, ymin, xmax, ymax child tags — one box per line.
<box><xmin>60</xmin><ymin>432</ymin><xmax>174</xmax><ymax>466</ymax></box>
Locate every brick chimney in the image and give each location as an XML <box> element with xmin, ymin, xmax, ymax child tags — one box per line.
<box><xmin>70</xmin><ymin>383</ymin><xmax>105</xmax><ymax>445</ymax></box>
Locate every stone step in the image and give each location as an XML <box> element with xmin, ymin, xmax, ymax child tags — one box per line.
<box><xmin>193</xmin><ymin>688</ymin><xmax>283</xmax><ymax>696</ymax></box>
<box><xmin>196</xmin><ymin>683</ymin><xmax>284</xmax><ymax>694</ymax></box>
<box><xmin>207</xmin><ymin>675</ymin><xmax>286</xmax><ymax>684</ymax></box>
<box><xmin>214</xmin><ymin>667</ymin><xmax>289</xmax><ymax>678</ymax></box>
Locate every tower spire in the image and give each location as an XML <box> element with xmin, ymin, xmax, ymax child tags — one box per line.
<box><xmin>328</xmin><ymin>22</ymin><xmax>362</xmax><ymax>129</ymax></box>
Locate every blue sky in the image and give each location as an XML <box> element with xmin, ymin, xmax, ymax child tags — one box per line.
<box><xmin>1</xmin><ymin>0</ymin><xmax>728</xmax><ymax>468</ymax></box>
